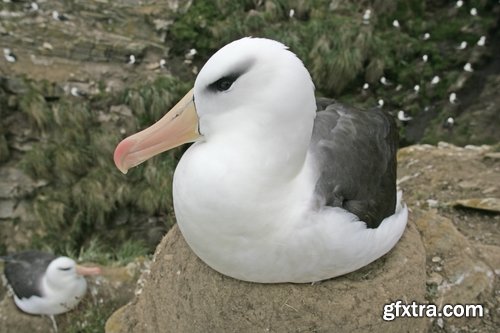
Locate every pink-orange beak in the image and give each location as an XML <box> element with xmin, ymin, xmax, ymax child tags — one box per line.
<box><xmin>113</xmin><ymin>88</ymin><xmax>200</xmax><ymax>174</ymax></box>
<box><xmin>75</xmin><ymin>265</ymin><xmax>101</xmax><ymax>276</ymax></box>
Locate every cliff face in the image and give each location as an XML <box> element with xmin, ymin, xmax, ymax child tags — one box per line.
<box><xmin>107</xmin><ymin>143</ymin><xmax>499</xmax><ymax>333</ymax></box>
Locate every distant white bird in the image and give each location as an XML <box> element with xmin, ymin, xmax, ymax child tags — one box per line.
<box><xmin>392</xmin><ymin>20</ymin><xmax>400</xmax><ymax>28</ymax></box>
<box><xmin>431</xmin><ymin>75</ymin><xmax>440</xmax><ymax>85</ymax></box>
<box><xmin>3</xmin><ymin>48</ymin><xmax>16</xmax><ymax>63</ymax></box>
<box><xmin>477</xmin><ymin>36</ymin><xmax>486</xmax><ymax>46</ymax></box>
<box><xmin>444</xmin><ymin>117</ymin><xmax>455</xmax><ymax>129</ymax></box>
<box><xmin>363</xmin><ymin>9</ymin><xmax>371</xmax><ymax>23</ymax></box>
<box><xmin>414</xmin><ymin>84</ymin><xmax>420</xmax><ymax>93</ymax></box>
<box><xmin>30</xmin><ymin>2</ymin><xmax>39</xmax><ymax>11</ymax></box>
<box><xmin>422</xmin><ymin>54</ymin><xmax>428</xmax><ymax>62</ymax></box>
<box><xmin>449</xmin><ymin>92</ymin><xmax>458</xmax><ymax>104</ymax></box>
<box><xmin>470</xmin><ymin>8</ymin><xmax>477</xmax><ymax>16</ymax></box>
<box><xmin>380</xmin><ymin>76</ymin><xmax>391</xmax><ymax>86</ymax></box>
<box><xmin>70</xmin><ymin>87</ymin><xmax>87</xmax><ymax>98</ymax></box>
<box><xmin>463</xmin><ymin>62</ymin><xmax>473</xmax><ymax>72</ymax></box>
<box><xmin>422</xmin><ymin>32</ymin><xmax>431</xmax><ymax>40</ymax></box>
<box><xmin>289</xmin><ymin>9</ymin><xmax>295</xmax><ymax>18</ymax></box>
<box><xmin>456</xmin><ymin>0</ymin><xmax>463</xmax><ymax>8</ymax></box>
<box><xmin>159</xmin><ymin>58</ymin><xmax>166</xmax><ymax>68</ymax></box>
<box><xmin>127</xmin><ymin>55</ymin><xmax>136</xmax><ymax>65</ymax></box>
<box><xmin>456</xmin><ymin>41</ymin><xmax>467</xmax><ymax>50</ymax></box>
<box><xmin>397</xmin><ymin>110</ymin><xmax>413</xmax><ymax>122</ymax></box>
<box><xmin>52</xmin><ymin>10</ymin><xmax>68</xmax><ymax>21</ymax></box>
<box><xmin>377</xmin><ymin>99</ymin><xmax>384</xmax><ymax>107</ymax></box>
<box><xmin>70</xmin><ymin>87</ymin><xmax>79</xmax><ymax>97</ymax></box>
<box><xmin>185</xmin><ymin>48</ymin><xmax>197</xmax><ymax>60</ymax></box>
<box><xmin>362</xmin><ymin>83</ymin><xmax>369</xmax><ymax>90</ymax></box>
<box><xmin>395</xmin><ymin>84</ymin><xmax>403</xmax><ymax>92</ymax></box>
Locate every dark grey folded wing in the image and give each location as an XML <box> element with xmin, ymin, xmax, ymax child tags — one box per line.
<box><xmin>311</xmin><ymin>99</ymin><xmax>398</xmax><ymax>228</ymax></box>
<box><xmin>3</xmin><ymin>251</ymin><xmax>57</xmax><ymax>299</ymax></box>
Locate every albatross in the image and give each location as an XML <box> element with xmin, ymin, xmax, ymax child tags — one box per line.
<box><xmin>2</xmin><ymin>251</ymin><xmax>100</xmax><ymax>331</ymax></box>
<box><xmin>114</xmin><ymin>37</ymin><xmax>408</xmax><ymax>283</ymax></box>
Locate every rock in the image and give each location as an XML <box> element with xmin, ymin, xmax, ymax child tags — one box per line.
<box><xmin>0</xmin><ymin>167</ymin><xmax>40</xmax><ymax>199</ymax></box>
<box><xmin>0</xmin><ymin>200</ymin><xmax>15</xmax><ymax>220</ymax></box>
<box><xmin>483</xmin><ymin>152</ymin><xmax>500</xmax><ymax>161</ymax></box>
<box><xmin>106</xmin><ymin>221</ymin><xmax>427</xmax><ymax>333</ymax></box>
<box><xmin>431</xmin><ymin>256</ymin><xmax>442</xmax><ymax>263</ymax></box>
<box><xmin>413</xmin><ymin>209</ymin><xmax>496</xmax><ymax>329</ymax></box>
<box><xmin>427</xmin><ymin>272</ymin><xmax>443</xmax><ymax>286</ymax></box>
<box><xmin>453</xmin><ymin>197</ymin><xmax>500</xmax><ymax>213</ymax></box>
<box><xmin>475</xmin><ymin>244</ymin><xmax>500</xmax><ymax>276</ymax></box>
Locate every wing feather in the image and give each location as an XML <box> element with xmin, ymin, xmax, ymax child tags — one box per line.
<box><xmin>311</xmin><ymin>99</ymin><xmax>398</xmax><ymax>228</ymax></box>
<box><xmin>3</xmin><ymin>251</ymin><xmax>56</xmax><ymax>299</ymax></box>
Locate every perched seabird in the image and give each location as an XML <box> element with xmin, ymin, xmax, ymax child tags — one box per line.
<box><xmin>392</xmin><ymin>19</ymin><xmax>400</xmax><ymax>28</ymax></box>
<box><xmin>185</xmin><ymin>48</ymin><xmax>197</xmax><ymax>60</ymax></box>
<box><xmin>395</xmin><ymin>84</ymin><xmax>403</xmax><ymax>92</ymax></box>
<box><xmin>127</xmin><ymin>54</ymin><xmax>136</xmax><ymax>65</ymax></box>
<box><xmin>449</xmin><ymin>92</ymin><xmax>458</xmax><ymax>104</ymax></box>
<box><xmin>289</xmin><ymin>9</ymin><xmax>295</xmax><ymax>19</ymax></box>
<box><xmin>422</xmin><ymin>54</ymin><xmax>428</xmax><ymax>62</ymax></box>
<box><xmin>3</xmin><ymin>48</ymin><xmax>16</xmax><ymax>63</ymax></box>
<box><xmin>444</xmin><ymin>117</ymin><xmax>455</xmax><ymax>129</ymax></box>
<box><xmin>477</xmin><ymin>36</ymin><xmax>486</xmax><ymax>46</ymax></box>
<box><xmin>362</xmin><ymin>9</ymin><xmax>371</xmax><ymax>24</ymax></box>
<box><xmin>70</xmin><ymin>87</ymin><xmax>87</xmax><ymax>98</ymax></box>
<box><xmin>456</xmin><ymin>0</ymin><xmax>463</xmax><ymax>8</ymax></box>
<box><xmin>113</xmin><ymin>38</ymin><xmax>407</xmax><ymax>283</ymax></box>
<box><xmin>431</xmin><ymin>75</ymin><xmax>440</xmax><ymax>85</ymax></box>
<box><xmin>377</xmin><ymin>98</ymin><xmax>385</xmax><ymax>107</ymax></box>
<box><xmin>362</xmin><ymin>82</ymin><xmax>369</xmax><ymax>90</ymax></box>
<box><xmin>457</xmin><ymin>41</ymin><xmax>467</xmax><ymax>50</ymax></box>
<box><xmin>159</xmin><ymin>58</ymin><xmax>166</xmax><ymax>68</ymax></box>
<box><xmin>422</xmin><ymin>32</ymin><xmax>431</xmax><ymax>40</ymax></box>
<box><xmin>52</xmin><ymin>11</ymin><xmax>68</xmax><ymax>21</ymax></box>
<box><xmin>463</xmin><ymin>62</ymin><xmax>473</xmax><ymax>72</ymax></box>
<box><xmin>470</xmin><ymin>8</ymin><xmax>477</xmax><ymax>16</ymax></box>
<box><xmin>380</xmin><ymin>76</ymin><xmax>391</xmax><ymax>86</ymax></box>
<box><xmin>29</xmin><ymin>2</ymin><xmax>39</xmax><ymax>11</ymax></box>
<box><xmin>397</xmin><ymin>110</ymin><xmax>413</xmax><ymax>122</ymax></box>
<box><xmin>1</xmin><ymin>251</ymin><xmax>100</xmax><ymax>331</ymax></box>
<box><xmin>414</xmin><ymin>84</ymin><xmax>420</xmax><ymax>93</ymax></box>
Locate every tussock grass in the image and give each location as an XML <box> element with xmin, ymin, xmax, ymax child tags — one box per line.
<box><xmin>18</xmin><ymin>76</ymin><xmax>187</xmax><ymax>256</ymax></box>
<box><xmin>166</xmin><ymin>0</ymin><xmax>494</xmax><ymax>140</ymax></box>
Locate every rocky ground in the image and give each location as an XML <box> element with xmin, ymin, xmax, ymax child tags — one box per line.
<box><xmin>0</xmin><ymin>1</ymin><xmax>499</xmax><ymax>332</ymax></box>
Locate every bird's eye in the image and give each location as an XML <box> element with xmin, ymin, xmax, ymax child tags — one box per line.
<box><xmin>58</xmin><ymin>267</ymin><xmax>71</xmax><ymax>271</ymax></box>
<box><xmin>215</xmin><ymin>77</ymin><xmax>235</xmax><ymax>91</ymax></box>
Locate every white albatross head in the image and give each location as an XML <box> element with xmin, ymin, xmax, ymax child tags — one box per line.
<box><xmin>114</xmin><ymin>37</ymin><xmax>316</xmax><ymax>174</ymax></box>
<box><xmin>45</xmin><ymin>256</ymin><xmax>101</xmax><ymax>288</ymax></box>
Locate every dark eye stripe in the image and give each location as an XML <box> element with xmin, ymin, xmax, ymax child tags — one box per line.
<box><xmin>207</xmin><ymin>58</ymin><xmax>256</xmax><ymax>93</ymax></box>
<box><xmin>209</xmin><ymin>75</ymin><xmax>238</xmax><ymax>92</ymax></box>
<box><xmin>58</xmin><ymin>267</ymin><xmax>71</xmax><ymax>271</ymax></box>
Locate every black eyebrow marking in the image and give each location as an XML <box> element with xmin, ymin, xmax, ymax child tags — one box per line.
<box><xmin>207</xmin><ymin>58</ymin><xmax>256</xmax><ymax>93</ymax></box>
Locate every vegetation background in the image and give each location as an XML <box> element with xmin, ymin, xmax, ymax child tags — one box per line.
<box><xmin>0</xmin><ymin>0</ymin><xmax>499</xmax><ymax>331</ymax></box>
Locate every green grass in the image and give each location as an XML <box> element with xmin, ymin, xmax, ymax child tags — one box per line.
<box><xmin>16</xmin><ymin>76</ymin><xmax>188</xmax><ymax>256</ymax></box>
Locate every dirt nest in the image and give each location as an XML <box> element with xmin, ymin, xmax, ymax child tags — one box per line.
<box><xmin>106</xmin><ymin>219</ymin><xmax>426</xmax><ymax>333</ymax></box>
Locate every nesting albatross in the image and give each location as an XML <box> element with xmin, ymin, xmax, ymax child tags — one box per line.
<box><xmin>1</xmin><ymin>250</ymin><xmax>100</xmax><ymax>331</ymax></box>
<box><xmin>114</xmin><ymin>37</ymin><xmax>408</xmax><ymax>283</ymax></box>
